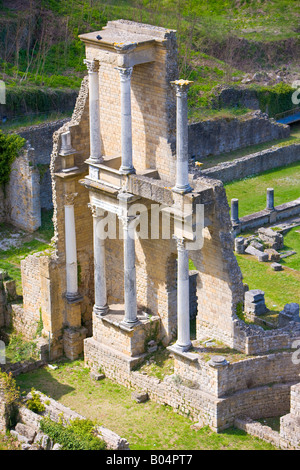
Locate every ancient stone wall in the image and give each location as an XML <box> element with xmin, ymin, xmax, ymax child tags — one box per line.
<box><xmin>188</xmin><ymin>111</ymin><xmax>289</xmax><ymax>160</ymax></box>
<box><xmin>197</xmin><ymin>142</ymin><xmax>300</xmax><ymax>184</ymax></box>
<box><xmin>0</xmin><ymin>119</ymin><xmax>70</xmax><ymax>231</ymax></box>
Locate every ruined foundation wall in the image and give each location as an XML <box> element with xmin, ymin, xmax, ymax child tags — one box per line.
<box><xmin>188</xmin><ymin>111</ymin><xmax>290</xmax><ymax>160</ymax></box>
<box><xmin>200</xmin><ymin>142</ymin><xmax>300</xmax><ymax>184</ymax></box>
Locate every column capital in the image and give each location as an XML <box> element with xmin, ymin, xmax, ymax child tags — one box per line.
<box><xmin>88</xmin><ymin>203</ymin><xmax>106</xmax><ymax>219</ymax></box>
<box><xmin>171</xmin><ymin>79</ymin><xmax>193</xmax><ymax>98</ymax></box>
<box><xmin>65</xmin><ymin>192</ymin><xmax>78</xmax><ymax>206</ymax></box>
<box><xmin>173</xmin><ymin>235</ymin><xmax>186</xmax><ymax>251</ymax></box>
<box><xmin>84</xmin><ymin>58</ymin><xmax>99</xmax><ymax>73</ymax></box>
<box><xmin>116</xmin><ymin>66</ymin><xmax>133</xmax><ymax>82</ymax></box>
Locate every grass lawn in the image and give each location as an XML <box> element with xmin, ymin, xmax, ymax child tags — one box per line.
<box><xmin>236</xmin><ymin>253</ymin><xmax>300</xmax><ymax>313</ymax></box>
<box><xmin>224</xmin><ymin>162</ymin><xmax>300</xmax><ymax>218</ymax></box>
<box><xmin>14</xmin><ymin>360</ymin><xmax>275</xmax><ymax>451</ymax></box>
<box><xmin>0</xmin><ymin>210</ymin><xmax>54</xmax><ymax>296</ymax></box>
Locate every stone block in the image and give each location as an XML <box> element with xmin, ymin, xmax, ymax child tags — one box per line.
<box><xmin>245</xmin><ymin>245</ymin><xmax>268</xmax><ymax>262</ymax></box>
<box><xmin>258</xmin><ymin>227</ymin><xmax>284</xmax><ymax>250</ymax></box>
<box><xmin>271</xmin><ymin>262</ymin><xmax>283</xmax><ymax>271</ymax></box>
<box><xmin>131</xmin><ymin>391</ymin><xmax>149</xmax><ymax>403</ymax></box>
<box><xmin>244</xmin><ymin>289</ymin><xmax>268</xmax><ymax>316</ymax></box>
<box><xmin>234</xmin><ymin>237</ymin><xmax>245</xmax><ymax>254</ymax></box>
<box><xmin>90</xmin><ymin>371</ymin><xmax>105</xmax><ymax>381</ymax></box>
<box><xmin>264</xmin><ymin>248</ymin><xmax>281</xmax><ymax>262</ymax></box>
<box><xmin>15</xmin><ymin>422</ymin><xmax>36</xmax><ymax>444</ymax></box>
<box><xmin>278</xmin><ymin>304</ymin><xmax>300</xmax><ymax>328</ymax></box>
<box><xmin>250</xmin><ymin>240</ymin><xmax>264</xmax><ymax>252</ymax></box>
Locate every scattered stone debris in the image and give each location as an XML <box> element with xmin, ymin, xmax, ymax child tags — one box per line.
<box><xmin>258</xmin><ymin>227</ymin><xmax>284</xmax><ymax>250</ymax></box>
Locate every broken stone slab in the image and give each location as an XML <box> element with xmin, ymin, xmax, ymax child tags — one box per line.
<box><xmin>264</xmin><ymin>248</ymin><xmax>281</xmax><ymax>262</ymax></box>
<box><xmin>258</xmin><ymin>227</ymin><xmax>284</xmax><ymax>250</ymax></box>
<box><xmin>245</xmin><ymin>245</ymin><xmax>268</xmax><ymax>262</ymax></box>
<box><xmin>271</xmin><ymin>262</ymin><xmax>283</xmax><ymax>271</ymax></box>
<box><xmin>131</xmin><ymin>391</ymin><xmax>149</xmax><ymax>403</ymax></box>
<box><xmin>250</xmin><ymin>240</ymin><xmax>264</xmax><ymax>252</ymax></box>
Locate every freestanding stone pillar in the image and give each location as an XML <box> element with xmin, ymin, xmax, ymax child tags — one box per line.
<box><xmin>117</xmin><ymin>66</ymin><xmax>135</xmax><ymax>175</ymax></box>
<box><xmin>118</xmin><ymin>193</ymin><xmax>138</xmax><ymax>326</ymax></box>
<box><xmin>171</xmin><ymin>80</ymin><xmax>193</xmax><ymax>194</ymax></box>
<box><xmin>84</xmin><ymin>59</ymin><xmax>102</xmax><ymax>163</ymax></box>
<box><xmin>174</xmin><ymin>236</ymin><xmax>191</xmax><ymax>352</ymax></box>
<box><xmin>65</xmin><ymin>193</ymin><xmax>80</xmax><ymax>302</ymax></box>
<box><xmin>89</xmin><ymin>204</ymin><xmax>109</xmax><ymax>316</ymax></box>
<box><xmin>266</xmin><ymin>188</ymin><xmax>275</xmax><ymax>211</ymax></box>
<box><xmin>231</xmin><ymin>198</ymin><xmax>239</xmax><ymax>224</ymax></box>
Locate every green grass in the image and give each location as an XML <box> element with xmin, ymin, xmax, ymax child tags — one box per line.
<box><xmin>280</xmin><ymin>227</ymin><xmax>300</xmax><ymax>271</ymax></box>
<box><xmin>15</xmin><ymin>359</ymin><xmax>276</xmax><ymax>450</ymax></box>
<box><xmin>236</xmin><ymin>253</ymin><xmax>300</xmax><ymax>312</ymax></box>
<box><xmin>225</xmin><ymin>162</ymin><xmax>300</xmax><ymax>218</ymax></box>
<box><xmin>0</xmin><ymin>210</ymin><xmax>54</xmax><ymax>295</ymax></box>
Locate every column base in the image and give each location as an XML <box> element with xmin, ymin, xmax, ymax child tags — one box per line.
<box><xmin>119</xmin><ymin>319</ymin><xmax>140</xmax><ymax>330</ymax></box>
<box><xmin>119</xmin><ymin>166</ymin><xmax>136</xmax><ymax>175</ymax></box>
<box><xmin>172</xmin><ymin>184</ymin><xmax>193</xmax><ymax>194</ymax></box>
<box><xmin>65</xmin><ymin>292</ymin><xmax>83</xmax><ymax>304</ymax></box>
<box><xmin>93</xmin><ymin>304</ymin><xmax>109</xmax><ymax>317</ymax></box>
<box><xmin>173</xmin><ymin>340</ymin><xmax>192</xmax><ymax>353</ymax></box>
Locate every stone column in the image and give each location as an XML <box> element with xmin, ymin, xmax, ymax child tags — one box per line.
<box><xmin>118</xmin><ymin>193</ymin><xmax>138</xmax><ymax>326</ymax></box>
<box><xmin>231</xmin><ymin>198</ymin><xmax>239</xmax><ymax>224</ymax></box>
<box><xmin>117</xmin><ymin>66</ymin><xmax>135</xmax><ymax>175</ymax></box>
<box><xmin>65</xmin><ymin>192</ymin><xmax>80</xmax><ymax>302</ymax></box>
<box><xmin>89</xmin><ymin>204</ymin><xmax>109</xmax><ymax>316</ymax></box>
<box><xmin>266</xmin><ymin>188</ymin><xmax>275</xmax><ymax>211</ymax></box>
<box><xmin>84</xmin><ymin>59</ymin><xmax>102</xmax><ymax>164</ymax></box>
<box><xmin>174</xmin><ymin>237</ymin><xmax>191</xmax><ymax>352</ymax></box>
<box><xmin>171</xmin><ymin>80</ymin><xmax>193</xmax><ymax>194</ymax></box>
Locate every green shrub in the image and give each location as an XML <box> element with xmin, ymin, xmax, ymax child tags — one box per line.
<box><xmin>0</xmin><ymin>130</ymin><xmax>25</xmax><ymax>191</ymax></box>
<box><xmin>26</xmin><ymin>389</ymin><xmax>46</xmax><ymax>414</ymax></box>
<box><xmin>40</xmin><ymin>417</ymin><xmax>107</xmax><ymax>450</ymax></box>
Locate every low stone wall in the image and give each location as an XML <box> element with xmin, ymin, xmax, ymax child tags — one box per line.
<box><xmin>194</xmin><ymin>142</ymin><xmax>300</xmax><ymax>184</ymax></box>
<box><xmin>233</xmin><ymin>319</ymin><xmax>300</xmax><ymax>355</ymax></box>
<box><xmin>237</xmin><ymin>198</ymin><xmax>300</xmax><ymax>233</ymax></box>
<box><xmin>12</xmin><ymin>392</ymin><xmax>130</xmax><ymax>450</ymax></box>
<box><xmin>84</xmin><ymin>336</ymin><xmax>299</xmax><ymax>432</ymax></box>
<box><xmin>188</xmin><ymin>111</ymin><xmax>289</xmax><ymax>160</ymax></box>
<box><xmin>280</xmin><ymin>383</ymin><xmax>300</xmax><ymax>449</ymax></box>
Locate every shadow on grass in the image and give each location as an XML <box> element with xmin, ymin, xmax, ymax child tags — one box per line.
<box><xmin>16</xmin><ymin>366</ymin><xmax>75</xmax><ymax>401</ymax></box>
